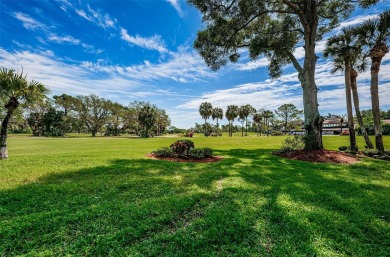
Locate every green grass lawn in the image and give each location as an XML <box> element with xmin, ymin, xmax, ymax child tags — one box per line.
<box><xmin>1</xmin><ymin>134</ymin><xmax>389</xmax><ymax>256</ymax></box>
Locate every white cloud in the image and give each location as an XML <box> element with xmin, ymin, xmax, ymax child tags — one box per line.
<box><xmin>74</xmin><ymin>5</ymin><xmax>116</xmax><ymax>30</ymax></box>
<box><xmin>335</xmin><ymin>14</ymin><xmax>379</xmax><ymax>32</ymax></box>
<box><xmin>236</xmin><ymin>58</ymin><xmax>269</xmax><ymax>71</ymax></box>
<box><xmin>120</xmin><ymin>28</ymin><xmax>168</xmax><ymax>53</ymax></box>
<box><xmin>47</xmin><ymin>34</ymin><xmax>80</xmax><ymax>45</ymax></box>
<box><xmin>0</xmin><ymin>48</ymin><xmax>144</xmax><ymax>99</ymax></box>
<box><xmin>13</xmin><ymin>12</ymin><xmax>47</xmax><ymax>31</ymax></box>
<box><xmin>179</xmin><ymin>59</ymin><xmax>390</xmax><ymax>118</ymax></box>
<box><xmin>167</xmin><ymin>0</ymin><xmax>184</xmax><ymax>17</ymax></box>
<box><xmin>0</xmin><ymin>47</ymin><xmax>214</xmax><ymax>108</ymax></box>
<box><xmin>81</xmin><ymin>47</ymin><xmax>215</xmax><ymax>83</ymax></box>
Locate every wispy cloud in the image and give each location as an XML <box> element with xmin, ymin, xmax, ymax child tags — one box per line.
<box><xmin>13</xmin><ymin>12</ymin><xmax>47</xmax><ymax>31</ymax></box>
<box><xmin>47</xmin><ymin>34</ymin><xmax>80</xmax><ymax>45</ymax></box>
<box><xmin>75</xmin><ymin>5</ymin><xmax>116</xmax><ymax>30</ymax></box>
<box><xmin>65</xmin><ymin>3</ymin><xmax>168</xmax><ymax>54</ymax></box>
<box><xmin>179</xmin><ymin>59</ymin><xmax>390</xmax><ymax>116</ymax></box>
<box><xmin>167</xmin><ymin>0</ymin><xmax>184</xmax><ymax>17</ymax></box>
<box><xmin>0</xmin><ymin>47</ymin><xmax>213</xmax><ymax>107</ymax></box>
<box><xmin>335</xmin><ymin>14</ymin><xmax>379</xmax><ymax>32</ymax></box>
<box><xmin>236</xmin><ymin>58</ymin><xmax>269</xmax><ymax>71</ymax></box>
<box><xmin>120</xmin><ymin>28</ymin><xmax>168</xmax><ymax>53</ymax></box>
<box><xmin>81</xmin><ymin>47</ymin><xmax>215</xmax><ymax>82</ymax></box>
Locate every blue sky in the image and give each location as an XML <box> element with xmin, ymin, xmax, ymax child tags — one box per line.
<box><xmin>1</xmin><ymin>0</ymin><xmax>389</xmax><ymax>128</ymax></box>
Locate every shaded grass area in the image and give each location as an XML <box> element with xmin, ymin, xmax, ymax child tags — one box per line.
<box><xmin>0</xmin><ymin>135</ymin><xmax>389</xmax><ymax>256</ymax></box>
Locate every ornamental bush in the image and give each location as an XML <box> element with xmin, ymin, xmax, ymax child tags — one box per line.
<box><xmin>152</xmin><ymin>140</ymin><xmax>214</xmax><ymax>160</ymax></box>
<box><xmin>189</xmin><ymin>148</ymin><xmax>205</xmax><ymax>159</ymax></box>
<box><xmin>170</xmin><ymin>139</ymin><xmax>195</xmax><ymax>156</ymax></box>
<box><xmin>153</xmin><ymin>147</ymin><xmax>173</xmax><ymax>157</ymax></box>
<box><xmin>275</xmin><ymin>135</ymin><xmax>304</xmax><ymax>154</ymax></box>
<box><xmin>203</xmin><ymin>147</ymin><xmax>213</xmax><ymax>157</ymax></box>
<box><xmin>339</xmin><ymin>146</ymin><xmax>348</xmax><ymax>151</ymax></box>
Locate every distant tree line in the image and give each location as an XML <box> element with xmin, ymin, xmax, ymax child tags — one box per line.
<box><xmin>197</xmin><ymin>102</ymin><xmax>303</xmax><ymax>137</ymax></box>
<box><xmin>0</xmin><ymin>68</ymin><xmax>171</xmax><ymax>143</ymax></box>
<box><xmin>2</xmin><ymin>93</ymin><xmax>171</xmax><ymax>138</ymax></box>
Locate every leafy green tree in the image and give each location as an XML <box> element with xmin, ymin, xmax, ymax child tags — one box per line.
<box><xmin>53</xmin><ymin>94</ymin><xmax>79</xmax><ymax>134</ymax></box>
<box><xmin>42</xmin><ymin>107</ymin><xmax>66</xmax><ymax>137</ymax></box>
<box><xmin>225</xmin><ymin>105</ymin><xmax>238</xmax><ymax>137</ymax></box>
<box><xmin>106</xmin><ymin>101</ymin><xmax>126</xmax><ymax>136</ymax></box>
<box><xmin>275</xmin><ymin>103</ymin><xmax>303</xmax><ymax>135</ymax></box>
<box><xmin>0</xmin><ymin>68</ymin><xmax>48</xmax><ymax>159</ymax></box>
<box><xmin>138</xmin><ymin>103</ymin><xmax>157</xmax><ymax>138</ymax></box>
<box><xmin>188</xmin><ymin>0</ymin><xmax>377</xmax><ymax>150</ymax></box>
<box><xmin>356</xmin><ymin>10</ymin><xmax>390</xmax><ymax>152</ymax></box>
<box><xmin>199</xmin><ymin>102</ymin><xmax>213</xmax><ymax>135</ymax></box>
<box><xmin>212</xmin><ymin>107</ymin><xmax>223</xmax><ymax>135</ymax></box>
<box><xmin>25</xmin><ymin>99</ymin><xmax>52</xmax><ymax>137</ymax></box>
<box><xmin>75</xmin><ymin>94</ymin><xmax>111</xmax><ymax>137</ymax></box>
<box><xmin>155</xmin><ymin>109</ymin><xmax>171</xmax><ymax>136</ymax></box>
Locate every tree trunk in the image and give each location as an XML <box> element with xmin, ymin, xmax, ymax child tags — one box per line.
<box><xmin>92</xmin><ymin>129</ymin><xmax>97</xmax><ymax>137</ymax></box>
<box><xmin>350</xmin><ymin>69</ymin><xmax>374</xmax><ymax>149</ymax></box>
<box><xmin>344</xmin><ymin>60</ymin><xmax>357</xmax><ymax>151</ymax></box>
<box><xmin>1</xmin><ymin>98</ymin><xmax>19</xmax><ymax>159</ymax></box>
<box><xmin>284</xmin><ymin>117</ymin><xmax>288</xmax><ymax>135</ymax></box>
<box><xmin>245</xmin><ymin>117</ymin><xmax>248</xmax><ymax>136</ymax></box>
<box><xmin>216</xmin><ymin>118</ymin><xmax>219</xmax><ymax>136</ymax></box>
<box><xmin>370</xmin><ymin>44</ymin><xmax>387</xmax><ymax>152</ymax></box>
<box><xmin>301</xmin><ymin>7</ymin><xmax>323</xmax><ymax>150</ymax></box>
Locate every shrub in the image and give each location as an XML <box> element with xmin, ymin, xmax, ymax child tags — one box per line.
<box><xmin>189</xmin><ymin>148</ymin><xmax>205</xmax><ymax>159</ymax></box>
<box><xmin>203</xmin><ymin>147</ymin><xmax>213</xmax><ymax>157</ymax></box>
<box><xmin>339</xmin><ymin>146</ymin><xmax>348</xmax><ymax>151</ymax></box>
<box><xmin>272</xmin><ymin>130</ymin><xmax>284</xmax><ymax>136</ymax></box>
<box><xmin>362</xmin><ymin>149</ymin><xmax>390</xmax><ymax>160</ymax></box>
<box><xmin>45</xmin><ymin>128</ymin><xmax>65</xmax><ymax>137</ymax></box>
<box><xmin>153</xmin><ymin>147</ymin><xmax>173</xmax><ymax>157</ymax></box>
<box><xmin>275</xmin><ymin>135</ymin><xmax>304</xmax><ymax>154</ymax></box>
<box><xmin>184</xmin><ymin>130</ymin><xmax>194</xmax><ymax>137</ymax></box>
<box><xmin>339</xmin><ymin>146</ymin><xmax>358</xmax><ymax>154</ymax></box>
<box><xmin>362</xmin><ymin>149</ymin><xmax>379</xmax><ymax>157</ymax></box>
<box><xmin>170</xmin><ymin>139</ymin><xmax>195</xmax><ymax>156</ymax></box>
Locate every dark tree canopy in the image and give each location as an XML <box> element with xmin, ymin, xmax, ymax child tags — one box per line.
<box><xmin>189</xmin><ymin>0</ymin><xmax>374</xmax><ymax>77</ymax></box>
<box><xmin>188</xmin><ymin>0</ymin><xmax>379</xmax><ymax>150</ymax></box>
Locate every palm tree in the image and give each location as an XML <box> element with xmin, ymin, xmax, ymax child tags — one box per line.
<box><xmin>199</xmin><ymin>102</ymin><xmax>213</xmax><ymax>135</ymax></box>
<box><xmin>324</xmin><ymin>28</ymin><xmax>358</xmax><ymax>151</ymax></box>
<box><xmin>225</xmin><ymin>105</ymin><xmax>238</xmax><ymax>137</ymax></box>
<box><xmin>242</xmin><ymin>104</ymin><xmax>255</xmax><ymax>136</ymax></box>
<box><xmin>262</xmin><ymin>110</ymin><xmax>273</xmax><ymax>136</ymax></box>
<box><xmin>324</xmin><ymin>27</ymin><xmax>374</xmax><ymax>149</ymax></box>
<box><xmin>253</xmin><ymin>113</ymin><xmax>263</xmax><ymax>136</ymax></box>
<box><xmin>211</xmin><ymin>107</ymin><xmax>223</xmax><ymax>135</ymax></box>
<box><xmin>350</xmin><ymin>66</ymin><xmax>374</xmax><ymax>149</ymax></box>
<box><xmin>238</xmin><ymin>106</ymin><xmax>246</xmax><ymax>137</ymax></box>
<box><xmin>0</xmin><ymin>68</ymin><xmax>48</xmax><ymax>159</ymax></box>
<box><xmin>356</xmin><ymin>10</ymin><xmax>390</xmax><ymax>152</ymax></box>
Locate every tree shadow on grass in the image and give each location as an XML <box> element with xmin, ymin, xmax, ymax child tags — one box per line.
<box><xmin>0</xmin><ymin>149</ymin><xmax>389</xmax><ymax>256</ymax></box>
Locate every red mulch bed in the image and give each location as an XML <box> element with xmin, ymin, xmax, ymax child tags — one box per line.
<box><xmin>274</xmin><ymin>149</ymin><xmax>360</xmax><ymax>164</ymax></box>
<box><xmin>147</xmin><ymin>153</ymin><xmax>223</xmax><ymax>163</ymax></box>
